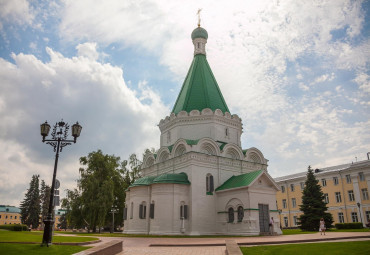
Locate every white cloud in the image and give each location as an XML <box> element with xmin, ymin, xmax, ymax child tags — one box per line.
<box><xmin>354</xmin><ymin>72</ymin><xmax>370</xmax><ymax>94</ymax></box>
<box><xmin>0</xmin><ymin>0</ymin><xmax>34</xmax><ymax>28</ymax></box>
<box><xmin>76</xmin><ymin>42</ymin><xmax>99</xmax><ymax>61</ymax></box>
<box><xmin>0</xmin><ymin>45</ymin><xmax>168</xmax><ymax>206</ymax></box>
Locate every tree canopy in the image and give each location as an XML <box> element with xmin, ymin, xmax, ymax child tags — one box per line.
<box><xmin>298</xmin><ymin>166</ymin><xmax>333</xmax><ymax>231</ymax></box>
<box><xmin>62</xmin><ymin>149</ymin><xmax>143</xmax><ymax>232</ymax></box>
<box><xmin>20</xmin><ymin>174</ymin><xmax>41</xmax><ymax>228</ymax></box>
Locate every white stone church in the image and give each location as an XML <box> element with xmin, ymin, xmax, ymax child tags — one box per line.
<box><xmin>123</xmin><ymin>25</ymin><xmax>282</xmax><ymax>236</ymax></box>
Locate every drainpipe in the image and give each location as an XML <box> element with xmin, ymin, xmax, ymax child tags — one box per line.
<box><xmin>339</xmin><ymin>170</ymin><xmax>348</xmax><ymax>223</ymax></box>
<box><xmin>285</xmin><ymin>181</ymin><xmax>291</xmax><ymax>227</ymax></box>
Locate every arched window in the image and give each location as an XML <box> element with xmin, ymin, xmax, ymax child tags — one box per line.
<box><xmin>139</xmin><ymin>202</ymin><xmax>147</xmax><ymax>219</ymax></box>
<box><xmin>206</xmin><ymin>174</ymin><xmax>214</xmax><ymax>194</ymax></box>
<box><xmin>228</xmin><ymin>207</ymin><xmax>234</xmax><ymax>223</ymax></box>
<box><xmin>130</xmin><ymin>202</ymin><xmax>133</xmax><ymax>219</ymax></box>
<box><xmin>149</xmin><ymin>201</ymin><xmax>155</xmax><ymax>219</ymax></box>
<box><xmin>123</xmin><ymin>204</ymin><xmax>128</xmax><ymax>220</ymax></box>
<box><xmin>237</xmin><ymin>206</ymin><xmax>244</xmax><ymax>222</ymax></box>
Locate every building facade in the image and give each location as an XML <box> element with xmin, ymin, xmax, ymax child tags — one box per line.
<box><xmin>123</xmin><ymin>25</ymin><xmax>281</xmax><ymax>236</ymax></box>
<box><xmin>275</xmin><ymin>158</ymin><xmax>370</xmax><ymax>228</ymax></box>
<box><xmin>0</xmin><ymin>205</ymin><xmax>21</xmax><ymax>225</ymax></box>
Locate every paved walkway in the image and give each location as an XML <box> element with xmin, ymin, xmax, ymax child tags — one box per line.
<box><xmin>76</xmin><ymin>232</ymin><xmax>370</xmax><ymax>255</ymax></box>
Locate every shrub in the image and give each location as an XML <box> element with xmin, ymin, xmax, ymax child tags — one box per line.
<box><xmin>0</xmin><ymin>224</ymin><xmax>28</xmax><ymax>231</ymax></box>
<box><xmin>335</xmin><ymin>223</ymin><xmax>363</xmax><ymax>229</ymax></box>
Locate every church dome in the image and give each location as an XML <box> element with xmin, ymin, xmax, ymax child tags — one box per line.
<box><xmin>191</xmin><ymin>27</ymin><xmax>208</xmax><ymax>40</ymax></box>
<box><xmin>153</xmin><ymin>172</ymin><xmax>191</xmax><ymax>185</ymax></box>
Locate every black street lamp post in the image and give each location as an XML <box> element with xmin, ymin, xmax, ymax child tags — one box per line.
<box><xmin>40</xmin><ymin>120</ymin><xmax>82</xmax><ymax>246</ymax></box>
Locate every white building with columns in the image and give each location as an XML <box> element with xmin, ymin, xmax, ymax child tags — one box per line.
<box><xmin>123</xmin><ymin>25</ymin><xmax>281</xmax><ymax>236</ymax></box>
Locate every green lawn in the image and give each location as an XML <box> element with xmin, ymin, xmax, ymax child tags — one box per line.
<box><xmin>282</xmin><ymin>228</ymin><xmax>370</xmax><ymax>235</ymax></box>
<box><xmin>0</xmin><ymin>243</ymin><xmax>90</xmax><ymax>255</ymax></box>
<box><xmin>0</xmin><ymin>230</ymin><xmax>98</xmax><ymax>243</ymax></box>
<box><xmin>240</xmin><ymin>241</ymin><xmax>370</xmax><ymax>255</ymax></box>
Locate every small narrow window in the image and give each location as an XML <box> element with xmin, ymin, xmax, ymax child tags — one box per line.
<box><xmin>197</xmin><ymin>42</ymin><xmax>200</xmax><ymax>49</ymax></box>
<box><xmin>180</xmin><ymin>204</ymin><xmax>188</xmax><ymax>219</ymax></box>
<box><xmin>290</xmin><ymin>184</ymin><xmax>295</xmax><ymax>192</ymax></box>
<box><xmin>300</xmin><ymin>182</ymin><xmax>304</xmax><ymax>190</ymax></box>
<box><xmin>139</xmin><ymin>203</ymin><xmax>147</xmax><ymax>219</ymax></box>
<box><xmin>130</xmin><ymin>202</ymin><xmax>133</xmax><ymax>219</ymax></box>
<box><xmin>362</xmin><ymin>189</ymin><xmax>369</xmax><ymax>200</ymax></box>
<box><xmin>284</xmin><ymin>217</ymin><xmax>288</xmax><ymax>227</ymax></box>
<box><xmin>282</xmin><ymin>199</ymin><xmax>287</xmax><ymax>209</ymax></box>
<box><xmin>293</xmin><ymin>216</ymin><xmax>298</xmax><ymax>226</ymax></box>
<box><xmin>281</xmin><ymin>186</ymin><xmax>285</xmax><ymax>193</ymax></box>
<box><xmin>338</xmin><ymin>212</ymin><xmax>345</xmax><ymax>223</ymax></box>
<box><xmin>206</xmin><ymin>174</ymin><xmax>214</xmax><ymax>194</ymax></box>
<box><xmin>335</xmin><ymin>192</ymin><xmax>342</xmax><ymax>203</ymax></box>
<box><xmin>237</xmin><ymin>206</ymin><xmax>244</xmax><ymax>222</ymax></box>
<box><xmin>123</xmin><ymin>207</ymin><xmax>128</xmax><ymax>220</ymax></box>
<box><xmin>225</xmin><ymin>128</ymin><xmax>229</xmax><ymax>137</ymax></box>
<box><xmin>150</xmin><ymin>203</ymin><xmax>155</xmax><ymax>219</ymax></box>
<box><xmin>351</xmin><ymin>212</ymin><xmax>358</xmax><ymax>222</ymax></box>
<box><xmin>228</xmin><ymin>208</ymin><xmax>234</xmax><ymax>223</ymax></box>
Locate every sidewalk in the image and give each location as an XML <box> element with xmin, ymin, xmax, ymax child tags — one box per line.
<box><xmin>77</xmin><ymin>231</ymin><xmax>370</xmax><ymax>255</ymax></box>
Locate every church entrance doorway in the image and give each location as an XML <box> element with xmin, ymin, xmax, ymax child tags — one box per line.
<box><xmin>258</xmin><ymin>204</ymin><xmax>270</xmax><ymax>233</ymax></box>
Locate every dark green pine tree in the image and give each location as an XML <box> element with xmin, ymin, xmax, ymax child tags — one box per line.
<box><xmin>40</xmin><ymin>180</ymin><xmax>51</xmax><ymax>227</ymax></box>
<box><xmin>20</xmin><ymin>174</ymin><xmax>41</xmax><ymax>228</ymax></box>
<box><xmin>299</xmin><ymin>166</ymin><xmax>333</xmax><ymax>231</ymax></box>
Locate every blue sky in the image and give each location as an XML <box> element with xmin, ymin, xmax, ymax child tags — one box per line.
<box><xmin>0</xmin><ymin>0</ymin><xmax>369</xmax><ymax>206</ymax></box>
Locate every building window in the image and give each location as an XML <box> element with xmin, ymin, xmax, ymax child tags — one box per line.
<box><xmin>293</xmin><ymin>216</ymin><xmax>298</xmax><ymax>226</ymax></box>
<box><xmin>5</xmin><ymin>216</ymin><xmax>8</xmax><ymax>219</ymax></box>
<box><xmin>351</xmin><ymin>212</ymin><xmax>358</xmax><ymax>222</ymax></box>
<box><xmin>0</xmin><ymin>215</ymin><xmax>1</xmax><ymax>219</ymax></box>
<box><xmin>15</xmin><ymin>216</ymin><xmax>17</xmax><ymax>219</ymax></box>
<box><xmin>335</xmin><ymin>192</ymin><xmax>342</xmax><ymax>203</ymax></box>
<box><xmin>362</xmin><ymin>189</ymin><xmax>369</xmax><ymax>200</ymax></box>
<box><xmin>324</xmin><ymin>193</ymin><xmax>329</xmax><ymax>204</ymax></box>
<box><xmin>346</xmin><ymin>174</ymin><xmax>351</xmax><ymax>184</ymax></box>
<box><xmin>130</xmin><ymin>202</ymin><xmax>133</xmax><ymax>219</ymax></box>
<box><xmin>300</xmin><ymin>182</ymin><xmax>304</xmax><ymax>190</ymax></box>
<box><xmin>139</xmin><ymin>203</ymin><xmax>147</xmax><ymax>219</ymax></box>
<box><xmin>359</xmin><ymin>172</ymin><xmax>365</xmax><ymax>181</ymax></box>
<box><xmin>348</xmin><ymin>190</ymin><xmax>355</xmax><ymax>202</ymax></box>
<box><xmin>180</xmin><ymin>204</ymin><xmax>188</xmax><ymax>219</ymax></box>
<box><xmin>228</xmin><ymin>208</ymin><xmax>234</xmax><ymax>223</ymax></box>
<box><xmin>366</xmin><ymin>211</ymin><xmax>370</xmax><ymax>223</ymax></box>
<box><xmin>281</xmin><ymin>186</ymin><xmax>285</xmax><ymax>193</ymax></box>
<box><xmin>321</xmin><ymin>179</ymin><xmax>327</xmax><ymax>187</ymax></box>
<box><xmin>338</xmin><ymin>212</ymin><xmax>345</xmax><ymax>223</ymax></box>
<box><xmin>333</xmin><ymin>177</ymin><xmax>339</xmax><ymax>185</ymax></box>
<box><xmin>282</xmin><ymin>199</ymin><xmax>287</xmax><ymax>209</ymax></box>
<box><xmin>237</xmin><ymin>206</ymin><xmax>244</xmax><ymax>222</ymax></box>
<box><xmin>292</xmin><ymin>198</ymin><xmax>296</xmax><ymax>208</ymax></box>
<box><xmin>225</xmin><ymin>128</ymin><xmax>229</xmax><ymax>137</ymax></box>
<box><xmin>123</xmin><ymin>206</ymin><xmax>128</xmax><ymax>220</ymax></box>
<box><xmin>150</xmin><ymin>203</ymin><xmax>155</xmax><ymax>219</ymax></box>
<box><xmin>206</xmin><ymin>174</ymin><xmax>214</xmax><ymax>194</ymax></box>
<box><xmin>284</xmin><ymin>217</ymin><xmax>288</xmax><ymax>227</ymax></box>
<box><xmin>290</xmin><ymin>184</ymin><xmax>295</xmax><ymax>192</ymax></box>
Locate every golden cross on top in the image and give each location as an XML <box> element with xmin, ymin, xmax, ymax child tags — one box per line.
<box><xmin>197</xmin><ymin>9</ymin><xmax>202</xmax><ymax>27</ymax></box>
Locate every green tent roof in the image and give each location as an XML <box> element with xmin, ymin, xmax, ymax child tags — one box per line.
<box><xmin>172</xmin><ymin>54</ymin><xmax>230</xmax><ymax>114</ymax></box>
<box><xmin>153</xmin><ymin>172</ymin><xmax>191</xmax><ymax>185</ymax></box>
<box><xmin>215</xmin><ymin>170</ymin><xmax>263</xmax><ymax>191</ymax></box>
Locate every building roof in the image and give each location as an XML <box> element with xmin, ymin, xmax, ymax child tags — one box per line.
<box><xmin>129</xmin><ymin>172</ymin><xmax>191</xmax><ymax>188</ymax></box>
<box><xmin>153</xmin><ymin>172</ymin><xmax>191</xmax><ymax>185</ymax></box>
<box><xmin>172</xmin><ymin>54</ymin><xmax>230</xmax><ymax>114</ymax></box>
<box><xmin>216</xmin><ymin>170</ymin><xmax>263</xmax><ymax>191</ymax></box>
<box><xmin>0</xmin><ymin>205</ymin><xmax>20</xmax><ymax>213</ymax></box>
<box><xmin>129</xmin><ymin>176</ymin><xmax>156</xmax><ymax>187</ymax></box>
<box><xmin>191</xmin><ymin>27</ymin><xmax>208</xmax><ymax>40</ymax></box>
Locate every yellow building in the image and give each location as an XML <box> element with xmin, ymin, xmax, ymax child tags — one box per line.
<box><xmin>0</xmin><ymin>205</ymin><xmax>22</xmax><ymax>225</ymax></box>
<box><xmin>275</xmin><ymin>159</ymin><xmax>370</xmax><ymax>228</ymax></box>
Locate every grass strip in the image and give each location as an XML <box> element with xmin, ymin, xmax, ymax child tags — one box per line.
<box><xmin>0</xmin><ymin>231</ymin><xmax>98</xmax><ymax>243</ymax></box>
<box><xmin>240</xmin><ymin>241</ymin><xmax>370</xmax><ymax>255</ymax></box>
<box><xmin>0</xmin><ymin>243</ymin><xmax>91</xmax><ymax>255</ymax></box>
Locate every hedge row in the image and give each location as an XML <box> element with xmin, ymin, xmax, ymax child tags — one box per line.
<box><xmin>335</xmin><ymin>223</ymin><xmax>363</xmax><ymax>229</ymax></box>
<box><xmin>0</xmin><ymin>224</ymin><xmax>28</xmax><ymax>231</ymax></box>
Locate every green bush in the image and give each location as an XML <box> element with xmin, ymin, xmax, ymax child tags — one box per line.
<box><xmin>335</xmin><ymin>223</ymin><xmax>363</xmax><ymax>229</ymax></box>
<box><xmin>0</xmin><ymin>224</ymin><xmax>28</xmax><ymax>231</ymax></box>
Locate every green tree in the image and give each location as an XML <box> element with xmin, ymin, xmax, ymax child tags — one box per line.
<box><xmin>20</xmin><ymin>174</ymin><xmax>41</xmax><ymax>228</ymax></box>
<box><xmin>298</xmin><ymin>166</ymin><xmax>334</xmax><ymax>231</ymax></box>
<box><xmin>40</xmin><ymin>180</ymin><xmax>51</xmax><ymax>228</ymax></box>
